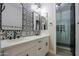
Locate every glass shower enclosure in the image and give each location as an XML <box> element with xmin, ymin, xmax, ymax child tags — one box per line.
<box><xmin>56</xmin><ymin>3</ymin><xmax>75</xmax><ymax>55</ymax></box>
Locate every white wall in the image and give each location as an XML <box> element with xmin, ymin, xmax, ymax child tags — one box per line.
<box><xmin>41</xmin><ymin>3</ymin><xmax>56</xmax><ymax>54</ymax></box>
<box><xmin>75</xmin><ymin>4</ymin><xmax>79</xmax><ymax>56</ymax></box>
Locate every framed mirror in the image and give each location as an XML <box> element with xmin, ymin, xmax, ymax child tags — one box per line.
<box><xmin>40</xmin><ymin>16</ymin><xmax>47</xmax><ymax>30</ymax></box>
<box><xmin>33</xmin><ymin>11</ymin><xmax>40</xmax><ymax>35</ymax></box>
<box><xmin>2</xmin><ymin>3</ymin><xmax>22</xmax><ymax>30</ymax></box>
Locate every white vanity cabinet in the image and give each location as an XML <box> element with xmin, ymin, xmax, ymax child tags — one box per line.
<box><xmin>3</xmin><ymin>36</ymin><xmax>49</xmax><ymax>56</ymax></box>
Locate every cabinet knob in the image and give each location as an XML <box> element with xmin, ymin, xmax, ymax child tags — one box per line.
<box><xmin>77</xmin><ymin>22</ymin><xmax>79</xmax><ymax>24</ymax></box>
<box><xmin>38</xmin><ymin>48</ymin><xmax>41</xmax><ymax>50</ymax></box>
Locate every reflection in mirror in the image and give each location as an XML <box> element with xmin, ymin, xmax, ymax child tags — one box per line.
<box><xmin>33</xmin><ymin>12</ymin><xmax>40</xmax><ymax>35</ymax></box>
<box><xmin>40</xmin><ymin>16</ymin><xmax>47</xmax><ymax>30</ymax></box>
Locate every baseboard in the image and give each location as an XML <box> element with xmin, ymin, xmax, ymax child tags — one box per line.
<box><xmin>57</xmin><ymin>46</ymin><xmax>71</xmax><ymax>51</ymax></box>
<box><xmin>49</xmin><ymin>50</ymin><xmax>56</xmax><ymax>56</ymax></box>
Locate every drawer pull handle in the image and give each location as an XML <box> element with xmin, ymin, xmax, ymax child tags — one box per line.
<box><xmin>38</xmin><ymin>41</ymin><xmax>42</xmax><ymax>43</ymax></box>
<box><xmin>77</xmin><ymin>22</ymin><xmax>79</xmax><ymax>24</ymax></box>
<box><xmin>46</xmin><ymin>42</ymin><xmax>48</xmax><ymax>46</ymax></box>
<box><xmin>38</xmin><ymin>48</ymin><xmax>41</xmax><ymax>50</ymax></box>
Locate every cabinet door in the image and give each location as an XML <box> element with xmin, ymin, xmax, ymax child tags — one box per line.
<box><xmin>16</xmin><ymin>52</ymin><xmax>26</xmax><ymax>56</ymax></box>
<box><xmin>42</xmin><ymin>40</ymin><xmax>49</xmax><ymax>55</ymax></box>
<box><xmin>4</xmin><ymin>42</ymin><xmax>31</xmax><ymax>56</ymax></box>
<box><xmin>15</xmin><ymin>50</ymin><xmax>29</xmax><ymax>56</ymax></box>
<box><xmin>42</xmin><ymin>37</ymin><xmax>49</xmax><ymax>52</ymax></box>
<box><xmin>29</xmin><ymin>47</ymin><xmax>37</xmax><ymax>56</ymax></box>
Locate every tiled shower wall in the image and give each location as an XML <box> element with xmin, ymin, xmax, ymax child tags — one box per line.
<box><xmin>56</xmin><ymin>4</ymin><xmax>71</xmax><ymax>47</ymax></box>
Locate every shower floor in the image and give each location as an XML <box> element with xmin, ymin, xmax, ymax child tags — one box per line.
<box><xmin>47</xmin><ymin>46</ymin><xmax>72</xmax><ymax>56</ymax></box>
<box><xmin>56</xmin><ymin>46</ymin><xmax>72</xmax><ymax>56</ymax></box>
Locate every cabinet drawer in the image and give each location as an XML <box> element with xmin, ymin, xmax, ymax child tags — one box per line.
<box><xmin>42</xmin><ymin>37</ymin><xmax>49</xmax><ymax>42</ymax></box>
<box><xmin>4</xmin><ymin>42</ymin><xmax>33</xmax><ymax>56</ymax></box>
<box><xmin>37</xmin><ymin>37</ymin><xmax>49</xmax><ymax>45</ymax></box>
<box><xmin>15</xmin><ymin>52</ymin><xmax>26</xmax><ymax>56</ymax></box>
<box><xmin>37</xmin><ymin>48</ymin><xmax>43</xmax><ymax>56</ymax></box>
<box><xmin>16</xmin><ymin>50</ymin><xmax>29</xmax><ymax>56</ymax></box>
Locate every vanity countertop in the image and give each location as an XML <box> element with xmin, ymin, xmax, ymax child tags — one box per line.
<box><xmin>1</xmin><ymin>33</ymin><xmax>49</xmax><ymax>49</ymax></box>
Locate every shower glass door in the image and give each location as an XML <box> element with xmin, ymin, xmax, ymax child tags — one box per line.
<box><xmin>56</xmin><ymin>3</ymin><xmax>75</xmax><ymax>56</ymax></box>
<box><xmin>56</xmin><ymin>5</ymin><xmax>71</xmax><ymax>47</ymax></box>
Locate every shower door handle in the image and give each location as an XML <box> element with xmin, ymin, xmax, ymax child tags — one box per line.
<box><xmin>77</xmin><ymin>22</ymin><xmax>79</xmax><ymax>24</ymax></box>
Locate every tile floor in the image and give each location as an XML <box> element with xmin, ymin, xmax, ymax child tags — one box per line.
<box><xmin>47</xmin><ymin>46</ymin><xmax>72</xmax><ymax>56</ymax></box>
